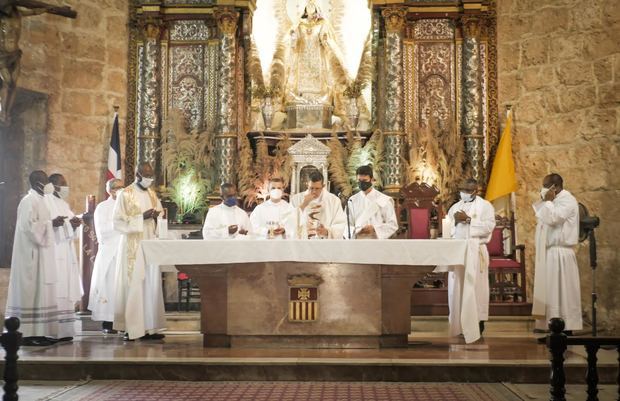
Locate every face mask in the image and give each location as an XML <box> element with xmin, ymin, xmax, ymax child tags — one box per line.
<box><xmin>269</xmin><ymin>188</ymin><xmax>283</xmax><ymax>201</ymax></box>
<box><xmin>40</xmin><ymin>182</ymin><xmax>54</xmax><ymax>195</ymax></box>
<box><xmin>58</xmin><ymin>186</ymin><xmax>70</xmax><ymax>200</ymax></box>
<box><xmin>460</xmin><ymin>192</ymin><xmax>474</xmax><ymax>202</ymax></box>
<box><xmin>540</xmin><ymin>187</ymin><xmax>551</xmax><ymax>200</ymax></box>
<box><xmin>140</xmin><ymin>177</ymin><xmax>154</xmax><ymax>188</ymax></box>
<box><xmin>358</xmin><ymin>181</ymin><xmax>372</xmax><ymax>191</ymax></box>
<box><xmin>223</xmin><ymin>196</ymin><xmax>237</xmax><ymax>207</ymax></box>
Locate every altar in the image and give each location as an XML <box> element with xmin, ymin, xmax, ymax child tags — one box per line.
<box><xmin>124</xmin><ymin>239</ymin><xmax>482</xmax><ymax>347</ymax></box>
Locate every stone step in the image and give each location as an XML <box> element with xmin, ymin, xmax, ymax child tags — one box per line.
<box><xmin>165</xmin><ymin>312</ymin><xmax>201</xmax><ymax>332</ymax></box>
<box><xmin>411</xmin><ymin>315</ymin><xmax>537</xmax><ymax>335</ymax></box>
<box><xmin>164</xmin><ymin>313</ymin><xmax>543</xmax><ymax>335</ymax></box>
<box><xmin>81</xmin><ymin>313</ymin><xmax>589</xmax><ymax>336</ymax></box>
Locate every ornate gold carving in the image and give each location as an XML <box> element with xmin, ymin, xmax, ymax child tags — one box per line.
<box><xmin>382</xmin><ymin>7</ymin><xmax>407</xmax><ymax>33</ymax></box>
<box><xmin>287</xmin><ymin>273</ymin><xmax>323</xmax><ymax>287</ymax></box>
<box><xmin>215</xmin><ymin>7</ymin><xmax>239</xmax><ymax>36</ymax></box>
<box><xmin>125</xmin><ymin>0</ymin><xmax>140</xmax><ymax>185</ymax></box>
<box><xmin>413</xmin><ymin>19</ymin><xmax>454</xmax><ymax>41</ymax></box>
<box><xmin>485</xmin><ymin>0</ymin><xmax>500</xmax><ymax>167</ymax></box>
<box><xmin>144</xmin><ymin>21</ymin><xmax>163</xmax><ymax>40</ymax></box>
<box><xmin>403</xmin><ymin>39</ymin><xmax>414</xmax><ymax>138</ymax></box>
<box><xmin>461</xmin><ymin>16</ymin><xmax>480</xmax><ymax>38</ymax></box>
<box><xmin>382</xmin><ymin>7</ymin><xmax>406</xmax><ymax>189</ymax></box>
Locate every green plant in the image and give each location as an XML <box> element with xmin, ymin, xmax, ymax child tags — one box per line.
<box><xmin>165</xmin><ymin>169</ymin><xmax>209</xmax><ymax>219</ymax></box>
<box><xmin>161</xmin><ymin>110</ymin><xmax>216</xmax><ymax>220</ymax></box>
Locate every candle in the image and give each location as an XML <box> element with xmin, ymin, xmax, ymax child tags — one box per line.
<box><xmin>158</xmin><ymin>214</ymin><xmax>168</xmax><ymax>239</ymax></box>
<box><xmin>441</xmin><ymin>217</ymin><xmax>452</xmax><ymax>239</ymax></box>
<box><xmin>85</xmin><ymin>195</ymin><xmax>96</xmax><ymax>213</ymax></box>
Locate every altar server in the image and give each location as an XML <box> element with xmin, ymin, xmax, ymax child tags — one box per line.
<box><xmin>446</xmin><ymin>178</ymin><xmax>495</xmax><ymax>336</ymax></box>
<box><xmin>5</xmin><ymin>171</ymin><xmax>69</xmax><ymax>346</ymax></box>
<box><xmin>346</xmin><ymin>165</ymin><xmax>398</xmax><ymax>239</ymax></box>
<box><xmin>202</xmin><ymin>183</ymin><xmax>251</xmax><ymax>239</ymax></box>
<box><xmin>532</xmin><ymin>173</ymin><xmax>582</xmax><ymax>332</ymax></box>
<box><xmin>290</xmin><ymin>170</ymin><xmax>346</xmax><ymax>239</ymax></box>
<box><xmin>250</xmin><ymin>177</ymin><xmax>296</xmax><ymax>239</ymax></box>
<box><xmin>89</xmin><ymin>178</ymin><xmax>123</xmax><ymax>333</ymax></box>
<box><xmin>46</xmin><ymin>173</ymin><xmax>83</xmax><ymax>340</ymax></box>
<box><xmin>113</xmin><ymin>162</ymin><xmax>166</xmax><ymax>340</ymax></box>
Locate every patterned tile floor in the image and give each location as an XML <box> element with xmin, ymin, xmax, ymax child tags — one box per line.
<box><xmin>15</xmin><ymin>380</ymin><xmax>620</xmax><ymax>401</ymax></box>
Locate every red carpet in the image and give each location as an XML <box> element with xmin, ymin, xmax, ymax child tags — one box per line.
<box><xmin>51</xmin><ymin>381</ymin><xmax>521</xmax><ymax>401</ymax></box>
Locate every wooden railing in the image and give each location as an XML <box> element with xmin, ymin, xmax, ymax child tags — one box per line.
<box><xmin>546</xmin><ymin>317</ymin><xmax>620</xmax><ymax>401</ymax></box>
<box><xmin>1</xmin><ymin>317</ymin><xmax>22</xmax><ymax>401</ymax></box>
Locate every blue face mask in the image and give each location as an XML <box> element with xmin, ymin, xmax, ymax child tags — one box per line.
<box><xmin>223</xmin><ymin>196</ymin><xmax>237</xmax><ymax>207</ymax></box>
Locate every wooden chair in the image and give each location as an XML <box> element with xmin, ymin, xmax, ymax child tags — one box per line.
<box><xmin>401</xmin><ymin>182</ymin><xmax>449</xmax><ymax>315</ymax></box>
<box><xmin>487</xmin><ymin>214</ymin><xmax>526</xmax><ymax>303</ymax></box>
<box><xmin>399</xmin><ymin>182</ymin><xmax>442</xmax><ymax>239</ymax></box>
<box><xmin>177</xmin><ymin>272</ymin><xmax>201</xmax><ymax>311</ymax></box>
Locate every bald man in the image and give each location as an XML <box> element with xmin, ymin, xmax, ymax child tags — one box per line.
<box><xmin>532</xmin><ymin>173</ymin><xmax>582</xmax><ymax>333</ymax></box>
<box><xmin>113</xmin><ymin>162</ymin><xmax>166</xmax><ymax>340</ymax></box>
<box><xmin>5</xmin><ymin>171</ymin><xmax>67</xmax><ymax>346</ymax></box>
<box><xmin>446</xmin><ymin>178</ymin><xmax>496</xmax><ymax>337</ymax></box>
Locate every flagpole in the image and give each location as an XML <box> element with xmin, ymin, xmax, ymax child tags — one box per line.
<box><xmin>505</xmin><ymin>104</ymin><xmax>519</xmax><ymax>246</ymax></box>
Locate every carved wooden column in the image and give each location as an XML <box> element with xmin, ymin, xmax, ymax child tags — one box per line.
<box><xmin>136</xmin><ymin>17</ymin><xmax>163</xmax><ymax>178</ymax></box>
<box><xmin>381</xmin><ymin>7</ymin><xmax>407</xmax><ymax>193</ymax></box>
<box><xmin>460</xmin><ymin>16</ymin><xmax>485</xmax><ymax>182</ymax></box>
<box><xmin>215</xmin><ymin>7</ymin><xmax>240</xmax><ymax>186</ymax></box>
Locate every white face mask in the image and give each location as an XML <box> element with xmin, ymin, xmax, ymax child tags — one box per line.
<box><xmin>540</xmin><ymin>187</ymin><xmax>551</xmax><ymax>200</ymax></box>
<box><xmin>58</xmin><ymin>186</ymin><xmax>70</xmax><ymax>200</ymax></box>
<box><xmin>459</xmin><ymin>192</ymin><xmax>474</xmax><ymax>202</ymax></box>
<box><xmin>269</xmin><ymin>188</ymin><xmax>283</xmax><ymax>201</ymax></box>
<box><xmin>41</xmin><ymin>182</ymin><xmax>54</xmax><ymax>195</ymax></box>
<box><xmin>140</xmin><ymin>177</ymin><xmax>154</xmax><ymax>188</ymax></box>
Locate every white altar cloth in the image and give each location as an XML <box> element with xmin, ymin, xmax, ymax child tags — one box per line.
<box><xmin>125</xmin><ymin>239</ymin><xmax>481</xmax><ymax>343</ymax></box>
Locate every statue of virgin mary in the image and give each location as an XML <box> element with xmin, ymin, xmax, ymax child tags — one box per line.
<box><xmin>283</xmin><ymin>0</ymin><xmax>349</xmax><ymax>128</ymax></box>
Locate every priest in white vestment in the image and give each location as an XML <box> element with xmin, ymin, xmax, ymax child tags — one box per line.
<box><xmin>5</xmin><ymin>171</ymin><xmax>69</xmax><ymax>346</ymax></box>
<box><xmin>532</xmin><ymin>173</ymin><xmax>582</xmax><ymax>332</ymax></box>
<box><xmin>346</xmin><ymin>165</ymin><xmax>398</xmax><ymax>239</ymax></box>
<box><xmin>202</xmin><ymin>183</ymin><xmax>251</xmax><ymax>239</ymax></box>
<box><xmin>290</xmin><ymin>170</ymin><xmax>346</xmax><ymax>239</ymax></box>
<box><xmin>89</xmin><ymin>178</ymin><xmax>123</xmax><ymax>333</ymax></box>
<box><xmin>113</xmin><ymin>162</ymin><xmax>166</xmax><ymax>340</ymax></box>
<box><xmin>250</xmin><ymin>177</ymin><xmax>296</xmax><ymax>239</ymax></box>
<box><xmin>446</xmin><ymin>178</ymin><xmax>496</xmax><ymax>337</ymax></box>
<box><xmin>45</xmin><ymin>173</ymin><xmax>84</xmax><ymax>340</ymax></box>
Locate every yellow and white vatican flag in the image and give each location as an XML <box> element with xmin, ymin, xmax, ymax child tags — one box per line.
<box><xmin>485</xmin><ymin>110</ymin><xmax>516</xmax><ymax>216</ymax></box>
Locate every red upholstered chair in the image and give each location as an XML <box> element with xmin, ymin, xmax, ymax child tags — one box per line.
<box><xmin>487</xmin><ymin>215</ymin><xmax>526</xmax><ymax>302</ymax></box>
<box><xmin>399</xmin><ymin>182</ymin><xmax>442</xmax><ymax>239</ymax></box>
<box><xmin>400</xmin><ymin>182</ymin><xmax>449</xmax><ymax>312</ymax></box>
<box><xmin>409</xmin><ymin>208</ymin><xmax>431</xmax><ymax>239</ymax></box>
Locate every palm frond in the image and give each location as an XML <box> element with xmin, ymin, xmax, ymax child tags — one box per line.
<box><xmin>248</xmin><ymin>39</ymin><xmax>265</xmax><ymax>88</ymax></box>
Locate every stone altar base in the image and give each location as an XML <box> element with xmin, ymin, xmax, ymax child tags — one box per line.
<box><xmin>177</xmin><ymin>262</ymin><xmax>434</xmax><ymax>348</ymax></box>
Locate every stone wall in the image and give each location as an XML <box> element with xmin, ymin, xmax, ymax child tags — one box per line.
<box><xmin>18</xmin><ymin>0</ymin><xmax>129</xmax><ymax>212</ymax></box>
<box><xmin>497</xmin><ymin>0</ymin><xmax>620</xmax><ymax>333</ymax></box>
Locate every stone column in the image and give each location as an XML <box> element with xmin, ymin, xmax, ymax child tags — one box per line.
<box><xmin>381</xmin><ymin>7</ymin><xmax>407</xmax><ymax>193</ymax></box>
<box><xmin>215</xmin><ymin>7</ymin><xmax>240</xmax><ymax>186</ymax></box>
<box><xmin>460</xmin><ymin>17</ymin><xmax>485</xmax><ymax>182</ymax></box>
<box><xmin>137</xmin><ymin>20</ymin><xmax>163</xmax><ymax>177</ymax></box>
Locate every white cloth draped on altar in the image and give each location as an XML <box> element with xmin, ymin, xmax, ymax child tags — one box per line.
<box><xmin>124</xmin><ymin>239</ymin><xmax>482</xmax><ymax>343</ymax></box>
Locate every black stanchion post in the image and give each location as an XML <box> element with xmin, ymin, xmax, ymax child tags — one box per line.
<box><xmin>585</xmin><ymin>343</ymin><xmax>600</xmax><ymax>401</ymax></box>
<box><xmin>547</xmin><ymin>318</ymin><xmax>567</xmax><ymax>401</ymax></box>
<box><xmin>1</xmin><ymin>317</ymin><xmax>22</xmax><ymax>401</ymax></box>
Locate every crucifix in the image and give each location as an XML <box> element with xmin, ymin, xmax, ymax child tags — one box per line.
<box><xmin>0</xmin><ymin>0</ymin><xmax>76</xmax><ymax>125</ymax></box>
